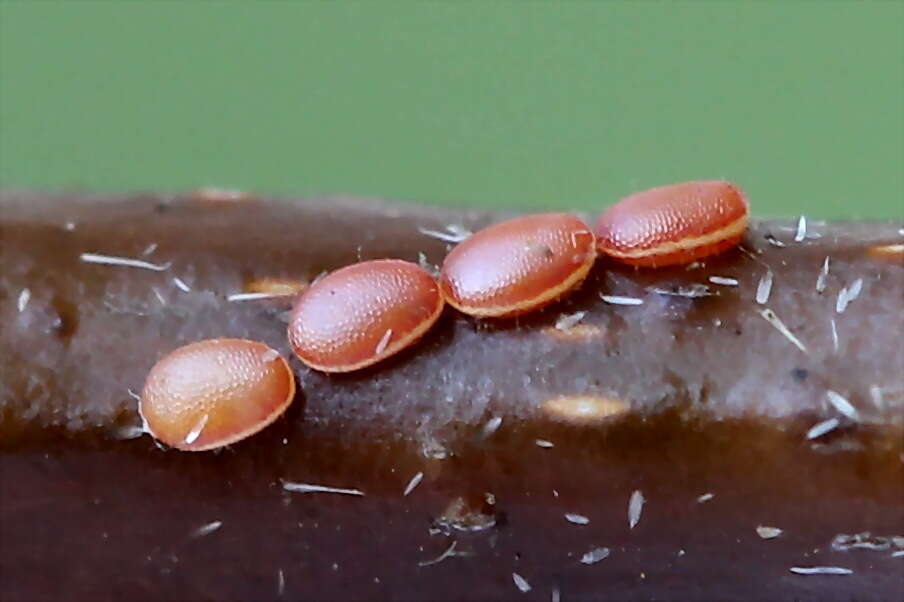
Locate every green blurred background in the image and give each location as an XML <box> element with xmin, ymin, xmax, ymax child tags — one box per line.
<box><xmin>1</xmin><ymin>1</ymin><xmax>902</xmax><ymax>219</ymax></box>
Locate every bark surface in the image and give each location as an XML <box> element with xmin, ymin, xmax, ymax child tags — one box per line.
<box><xmin>1</xmin><ymin>191</ymin><xmax>902</xmax><ymax>601</ymax></box>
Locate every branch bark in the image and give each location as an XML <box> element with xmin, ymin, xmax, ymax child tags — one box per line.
<box><xmin>1</xmin><ymin>191</ymin><xmax>902</xmax><ymax>601</ymax></box>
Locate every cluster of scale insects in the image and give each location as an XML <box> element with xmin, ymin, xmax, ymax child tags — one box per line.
<box><xmin>138</xmin><ymin>180</ymin><xmax>750</xmax><ymax>451</ymax></box>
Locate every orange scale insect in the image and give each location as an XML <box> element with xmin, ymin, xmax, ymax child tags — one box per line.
<box><xmin>288</xmin><ymin>259</ymin><xmax>444</xmax><ymax>373</ymax></box>
<box><xmin>439</xmin><ymin>213</ymin><xmax>597</xmax><ymax>318</ymax></box>
<box><xmin>594</xmin><ymin>180</ymin><xmax>749</xmax><ymax>267</ymax></box>
<box><xmin>139</xmin><ymin>338</ymin><xmax>295</xmax><ymax>451</ymax></box>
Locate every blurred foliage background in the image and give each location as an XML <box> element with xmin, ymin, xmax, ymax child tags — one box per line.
<box><xmin>1</xmin><ymin>1</ymin><xmax>901</xmax><ymax>219</ymax></box>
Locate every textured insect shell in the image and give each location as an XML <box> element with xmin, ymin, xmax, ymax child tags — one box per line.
<box><xmin>595</xmin><ymin>180</ymin><xmax>749</xmax><ymax>267</ymax></box>
<box><xmin>288</xmin><ymin>259</ymin><xmax>444</xmax><ymax>372</ymax></box>
<box><xmin>139</xmin><ymin>338</ymin><xmax>295</xmax><ymax>451</ymax></box>
<box><xmin>439</xmin><ymin>213</ymin><xmax>597</xmax><ymax>317</ymax></box>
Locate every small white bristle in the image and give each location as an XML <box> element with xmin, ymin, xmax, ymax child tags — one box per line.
<box><xmin>836</xmin><ymin>278</ymin><xmax>863</xmax><ymax>313</ymax></box>
<box><xmin>556</xmin><ymin>311</ymin><xmax>586</xmax><ymax>330</ymax></box>
<box><xmin>816</xmin><ymin>257</ymin><xmax>830</xmax><ymax>293</ymax></box>
<box><xmin>757</xmin><ymin>308</ymin><xmax>807</xmax><ymax>353</ymax></box>
<box><xmin>648</xmin><ymin>284</ymin><xmax>714</xmax><ymax>298</ymax></box>
<box><xmin>569</xmin><ymin>229</ymin><xmax>592</xmax><ymax>249</ymax></box>
<box><xmin>580</xmin><ymin>547</ymin><xmax>610</xmax><ymax>565</ymax></box>
<box><xmin>226</xmin><ymin>292</ymin><xmax>286</xmax><ymax>302</ymax></box>
<box><xmin>835</xmin><ymin>286</ymin><xmax>850</xmax><ymax>313</ymax></box>
<box><xmin>481</xmin><ymin>416</ymin><xmax>503</xmax><ymax>439</ymax></box>
<box><xmin>445</xmin><ymin>224</ymin><xmax>472</xmax><ymax>239</ymax></box>
<box><xmin>417</xmin><ymin>225</ymin><xmax>472</xmax><ymax>243</ymax></box>
<box><xmin>80</xmin><ymin>253</ymin><xmax>170</xmax><ymax>271</ymax></box>
<box><xmin>152</xmin><ymin>287</ymin><xmax>166</xmax><ymax>306</ymax></box>
<box><xmin>708</xmin><ymin>276</ymin><xmax>739</xmax><ymax>287</ymax></box>
<box><xmin>826</xmin><ymin>390</ymin><xmax>860</xmax><ymax>421</ymax></box>
<box><xmin>892</xmin><ymin>551</ymin><xmax>904</xmax><ymax>558</ymax></box>
<box><xmin>869</xmin><ymin>386</ymin><xmax>884</xmax><ymax>410</ymax></box>
<box><xmin>628</xmin><ymin>490</ymin><xmax>645</xmax><ymax>529</ymax></box>
<box><xmin>282</xmin><ymin>481</ymin><xmax>365</xmax><ymax>496</ymax></box>
<box><xmin>403</xmin><ymin>472</ymin><xmax>424</xmax><ymax>497</ymax></box>
<box><xmin>806</xmin><ymin>418</ymin><xmax>840</xmax><ymax>440</ymax></box>
<box><xmin>757</xmin><ymin>526</ymin><xmax>783</xmax><ymax>539</ymax></box>
<box><xmin>794</xmin><ymin>216</ymin><xmax>807</xmax><ymax>242</ymax></box>
<box><xmin>418</xmin><ymin>540</ymin><xmax>458</xmax><ymax>567</ymax></box>
<box><xmin>512</xmin><ymin>572</ymin><xmax>531</xmax><ymax>593</ymax></box>
<box><xmin>172</xmin><ymin>277</ymin><xmax>191</xmax><ymax>292</ymax></box>
<box><xmin>765</xmin><ymin>234</ymin><xmax>786</xmax><ymax>248</ymax></box>
<box><xmin>17</xmin><ymin>288</ymin><xmax>31</xmax><ymax>313</ymax></box>
<box><xmin>260</xmin><ymin>349</ymin><xmax>280</xmax><ymax>363</ymax></box>
<box><xmin>830</xmin><ymin>319</ymin><xmax>839</xmax><ymax>352</ymax></box>
<box><xmin>142</xmin><ymin>243</ymin><xmax>158</xmax><ymax>256</ymax></box>
<box><xmin>535</xmin><ymin>439</ymin><xmax>555</xmax><ymax>448</ymax></box>
<box><xmin>600</xmin><ymin>294</ymin><xmax>643</xmax><ymax>306</ymax></box>
<box><xmin>755</xmin><ymin>271</ymin><xmax>773</xmax><ymax>305</ymax></box>
<box><xmin>127</xmin><ymin>388</ymin><xmax>141</xmax><ymax>401</ymax></box>
<box><xmin>191</xmin><ymin>520</ymin><xmax>222</xmax><ymax>538</ymax></box>
<box><xmin>552</xmin><ymin>585</ymin><xmax>561</xmax><ymax>602</ymax></box>
<box><xmin>184</xmin><ymin>414</ymin><xmax>208</xmax><ymax>445</ymax></box>
<box><xmin>697</xmin><ymin>493</ymin><xmax>715</xmax><ymax>503</ymax></box>
<box><xmin>564</xmin><ymin>513</ymin><xmax>590</xmax><ymax>525</ymax></box>
<box><xmin>277</xmin><ymin>569</ymin><xmax>285</xmax><ymax>597</ymax></box>
<box><xmin>375</xmin><ymin>329</ymin><xmax>393</xmax><ymax>355</ymax></box>
<box><xmin>417</xmin><ymin>252</ymin><xmax>438</xmax><ymax>275</ymax></box>
<box><xmin>789</xmin><ymin>566</ymin><xmax>852</xmax><ymax>576</ymax></box>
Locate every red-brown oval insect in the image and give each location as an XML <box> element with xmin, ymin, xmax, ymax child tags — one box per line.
<box><xmin>439</xmin><ymin>213</ymin><xmax>596</xmax><ymax>318</ymax></box>
<box><xmin>288</xmin><ymin>259</ymin><xmax>444</xmax><ymax>373</ymax></box>
<box><xmin>594</xmin><ymin>180</ymin><xmax>749</xmax><ymax>267</ymax></box>
<box><xmin>139</xmin><ymin>338</ymin><xmax>295</xmax><ymax>451</ymax></box>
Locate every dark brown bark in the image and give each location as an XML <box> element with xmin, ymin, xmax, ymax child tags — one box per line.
<box><xmin>1</xmin><ymin>191</ymin><xmax>902</xmax><ymax>601</ymax></box>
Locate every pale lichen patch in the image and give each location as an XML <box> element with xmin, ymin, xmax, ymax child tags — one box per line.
<box><xmin>541</xmin><ymin>395</ymin><xmax>630</xmax><ymax>424</ymax></box>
